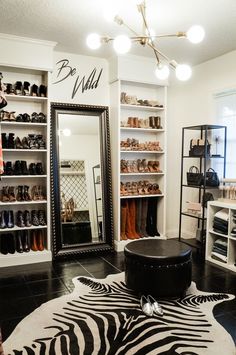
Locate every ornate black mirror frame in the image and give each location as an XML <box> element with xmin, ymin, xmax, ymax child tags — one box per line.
<box><xmin>50</xmin><ymin>102</ymin><xmax>114</xmax><ymax>258</ymax></box>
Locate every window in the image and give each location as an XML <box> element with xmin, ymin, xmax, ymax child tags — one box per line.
<box><xmin>214</xmin><ymin>90</ymin><xmax>236</xmax><ymax>178</ymax></box>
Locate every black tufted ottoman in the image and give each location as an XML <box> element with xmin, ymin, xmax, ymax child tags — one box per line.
<box><xmin>124</xmin><ymin>239</ymin><xmax>192</xmax><ymax>298</ymax></box>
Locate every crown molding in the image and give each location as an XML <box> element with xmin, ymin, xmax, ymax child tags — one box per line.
<box><xmin>0</xmin><ymin>33</ymin><xmax>57</xmax><ymax>48</ymax></box>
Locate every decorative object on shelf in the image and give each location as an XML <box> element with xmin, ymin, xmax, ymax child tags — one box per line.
<box><xmin>186</xmin><ymin>201</ymin><xmax>202</xmax><ymax>215</ymax></box>
<box><xmin>202</xmin><ymin>192</ymin><xmax>214</xmax><ymax>209</ymax></box>
<box><xmin>205</xmin><ymin>168</ymin><xmax>219</xmax><ymax>187</ymax></box>
<box><xmin>0</xmin><ymin>73</ymin><xmax>7</xmax><ymax>109</ymax></box>
<box><xmin>189</xmin><ymin>139</ymin><xmax>211</xmax><ymax>157</ymax></box>
<box><xmin>186</xmin><ymin>166</ymin><xmax>203</xmax><ymax>186</ymax></box>
<box><xmin>86</xmin><ymin>1</ymin><xmax>205</xmax><ymax>81</ymax></box>
<box><xmin>212</xmin><ymin>135</ymin><xmax>221</xmax><ymax>157</ymax></box>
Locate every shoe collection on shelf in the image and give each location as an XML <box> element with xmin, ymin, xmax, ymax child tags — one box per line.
<box><xmin>2</xmin><ymin>132</ymin><xmax>46</xmax><ymax>149</ymax></box>
<box><xmin>121</xmin><ymin>159</ymin><xmax>162</xmax><ymax>174</ymax></box>
<box><xmin>4</xmin><ymin>81</ymin><xmax>47</xmax><ymax>97</ymax></box>
<box><xmin>120</xmin><ymin>198</ymin><xmax>160</xmax><ymax>240</ymax></box>
<box><xmin>121</xmin><ymin>116</ymin><xmax>162</xmax><ymax>129</ymax></box>
<box><xmin>0</xmin><ymin>67</ymin><xmax>49</xmax><ymax>266</ymax></box>
<box><xmin>0</xmin><ymin>111</ymin><xmax>46</xmax><ymax>123</ymax></box>
<box><xmin>0</xmin><ymin>185</ymin><xmax>45</xmax><ymax>203</ymax></box>
<box><xmin>111</xmin><ymin>80</ymin><xmax>166</xmax><ymax>251</ymax></box>
<box><xmin>0</xmin><ymin>229</ymin><xmax>46</xmax><ymax>255</ymax></box>
<box><xmin>3</xmin><ymin>161</ymin><xmax>45</xmax><ymax>175</ymax></box>
<box><xmin>120</xmin><ymin>138</ymin><xmax>162</xmax><ymax>151</ymax></box>
<box><xmin>120</xmin><ymin>181</ymin><xmax>162</xmax><ymax>197</ymax></box>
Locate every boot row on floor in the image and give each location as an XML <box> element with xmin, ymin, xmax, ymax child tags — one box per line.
<box><xmin>120</xmin><ymin>197</ymin><xmax>160</xmax><ymax>240</ymax></box>
<box><xmin>0</xmin><ymin>229</ymin><xmax>45</xmax><ymax>254</ymax></box>
<box><xmin>0</xmin><ymin>210</ymin><xmax>47</xmax><ymax>229</ymax></box>
<box><xmin>3</xmin><ymin>161</ymin><xmax>45</xmax><ymax>175</ymax></box>
<box><xmin>1</xmin><ymin>185</ymin><xmax>45</xmax><ymax>202</ymax></box>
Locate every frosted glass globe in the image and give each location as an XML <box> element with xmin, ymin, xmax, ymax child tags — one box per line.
<box><xmin>113</xmin><ymin>35</ymin><xmax>131</xmax><ymax>54</ymax></box>
<box><xmin>187</xmin><ymin>25</ymin><xmax>205</xmax><ymax>44</ymax></box>
<box><xmin>86</xmin><ymin>33</ymin><xmax>101</xmax><ymax>50</ymax></box>
<box><xmin>176</xmin><ymin>64</ymin><xmax>192</xmax><ymax>81</ymax></box>
<box><xmin>155</xmin><ymin>64</ymin><xmax>170</xmax><ymax>80</ymax></box>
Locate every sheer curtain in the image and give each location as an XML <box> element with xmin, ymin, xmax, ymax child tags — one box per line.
<box><xmin>214</xmin><ymin>89</ymin><xmax>236</xmax><ymax>178</ymax></box>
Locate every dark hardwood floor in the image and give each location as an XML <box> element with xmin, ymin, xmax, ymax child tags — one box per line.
<box><xmin>0</xmin><ymin>250</ymin><xmax>236</xmax><ymax>345</ymax></box>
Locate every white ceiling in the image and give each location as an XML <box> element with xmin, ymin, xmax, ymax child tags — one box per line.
<box><xmin>0</xmin><ymin>0</ymin><xmax>236</xmax><ymax>66</ymax></box>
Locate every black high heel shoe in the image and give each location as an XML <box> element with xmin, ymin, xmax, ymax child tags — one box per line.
<box><xmin>39</xmin><ymin>85</ymin><xmax>47</xmax><ymax>97</ymax></box>
<box><xmin>15</xmin><ymin>81</ymin><xmax>22</xmax><ymax>95</ymax></box>
<box><xmin>31</xmin><ymin>84</ymin><xmax>38</xmax><ymax>96</ymax></box>
<box><xmin>23</xmin><ymin>81</ymin><xmax>30</xmax><ymax>96</ymax></box>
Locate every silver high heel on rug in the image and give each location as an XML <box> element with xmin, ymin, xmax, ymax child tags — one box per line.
<box><xmin>140</xmin><ymin>295</ymin><xmax>153</xmax><ymax>316</ymax></box>
<box><xmin>147</xmin><ymin>295</ymin><xmax>163</xmax><ymax>316</ymax></box>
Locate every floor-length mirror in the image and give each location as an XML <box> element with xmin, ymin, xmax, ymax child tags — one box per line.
<box><xmin>50</xmin><ymin>103</ymin><xmax>114</xmax><ymax>258</ymax></box>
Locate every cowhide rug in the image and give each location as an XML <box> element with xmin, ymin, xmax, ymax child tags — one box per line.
<box><xmin>3</xmin><ymin>272</ymin><xmax>236</xmax><ymax>355</ymax></box>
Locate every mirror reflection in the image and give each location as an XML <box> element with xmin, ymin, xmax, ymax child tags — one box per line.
<box><xmin>58</xmin><ymin>113</ymin><xmax>103</xmax><ymax>246</ymax></box>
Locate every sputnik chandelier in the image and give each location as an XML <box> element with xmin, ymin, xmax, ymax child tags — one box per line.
<box><xmin>86</xmin><ymin>0</ymin><xmax>205</xmax><ymax>81</ymax></box>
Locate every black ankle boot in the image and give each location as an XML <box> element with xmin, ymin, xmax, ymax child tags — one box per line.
<box><xmin>38</xmin><ymin>210</ymin><xmax>46</xmax><ymax>226</ymax></box>
<box><xmin>22</xmin><ymin>137</ymin><xmax>29</xmax><ymax>149</ymax></box>
<box><xmin>31</xmin><ymin>84</ymin><xmax>38</xmax><ymax>96</ymax></box>
<box><xmin>7</xmin><ymin>210</ymin><xmax>14</xmax><ymax>228</ymax></box>
<box><xmin>31</xmin><ymin>210</ymin><xmax>39</xmax><ymax>226</ymax></box>
<box><xmin>38</xmin><ymin>85</ymin><xmax>47</xmax><ymax>97</ymax></box>
<box><xmin>0</xmin><ymin>211</ymin><xmax>7</xmax><ymax>229</ymax></box>
<box><xmin>22</xmin><ymin>113</ymin><xmax>30</xmax><ymax>122</ymax></box>
<box><xmin>36</xmin><ymin>135</ymin><xmax>46</xmax><ymax>149</ymax></box>
<box><xmin>6</xmin><ymin>161</ymin><xmax>14</xmax><ymax>175</ymax></box>
<box><xmin>5</xmin><ymin>83</ymin><xmax>14</xmax><ymax>95</ymax></box>
<box><xmin>24</xmin><ymin>210</ymin><xmax>31</xmax><ymax>227</ymax></box>
<box><xmin>31</xmin><ymin>112</ymin><xmax>39</xmax><ymax>123</ymax></box>
<box><xmin>21</xmin><ymin>161</ymin><xmax>28</xmax><ymax>175</ymax></box>
<box><xmin>29</xmin><ymin>163</ymin><xmax>37</xmax><ymax>175</ymax></box>
<box><xmin>16</xmin><ymin>185</ymin><xmax>24</xmax><ymax>201</ymax></box>
<box><xmin>8</xmin><ymin>133</ymin><xmax>15</xmax><ymax>149</ymax></box>
<box><xmin>16</xmin><ymin>114</ymin><xmax>23</xmax><ymax>122</ymax></box>
<box><xmin>22</xmin><ymin>230</ymin><xmax>30</xmax><ymax>252</ymax></box>
<box><xmin>15</xmin><ymin>81</ymin><xmax>22</xmax><ymax>95</ymax></box>
<box><xmin>23</xmin><ymin>81</ymin><xmax>30</xmax><ymax>96</ymax></box>
<box><xmin>16</xmin><ymin>210</ymin><xmax>25</xmax><ymax>228</ymax></box>
<box><xmin>15</xmin><ymin>231</ymin><xmax>24</xmax><ymax>253</ymax></box>
<box><xmin>36</xmin><ymin>162</ymin><xmax>44</xmax><ymax>175</ymax></box>
<box><xmin>38</xmin><ymin>112</ymin><xmax>46</xmax><ymax>123</ymax></box>
<box><xmin>14</xmin><ymin>160</ymin><xmax>22</xmax><ymax>175</ymax></box>
<box><xmin>1</xmin><ymin>133</ymin><xmax>8</xmax><ymax>148</ymax></box>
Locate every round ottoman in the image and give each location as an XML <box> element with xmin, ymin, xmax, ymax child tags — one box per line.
<box><xmin>124</xmin><ymin>239</ymin><xmax>192</xmax><ymax>298</ymax></box>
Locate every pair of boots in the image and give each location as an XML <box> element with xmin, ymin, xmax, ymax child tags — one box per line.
<box><xmin>16</xmin><ymin>210</ymin><xmax>31</xmax><ymax>228</ymax></box>
<box><xmin>120</xmin><ymin>197</ymin><xmax>160</xmax><ymax>240</ymax></box>
<box><xmin>16</xmin><ymin>186</ymin><xmax>31</xmax><ymax>201</ymax></box>
<box><xmin>15</xmin><ymin>230</ymin><xmax>30</xmax><ymax>253</ymax></box>
<box><xmin>29</xmin><ymin>162</ymin><xmax>44</xmax><ymax>175</ymax></box>
<box><xmin>0</xmin><ymin>210</ymin><xmax>14</xmax><ymax>228</ymax></box>
<box><xmin>31</xmin><ymin>230</ymin><xmax>44</xmax><ymax>251</ymax></box>
<box><xmin>120</xmin><ymin>199</ymin><xmax>140</xmax><ymax>240</ymax></box>
<box><xmin>14</xmin><ymin>81</ymin><xmax>30</xmax><ymax>95</ymax></box>
<box><xmin>14</xmin><ymin>160</ymin><xmax>28</xmax><ymax>175</ymax></box>
<box><xmin>1</xmin><ymin>186</ymin><xmax>16</xmax><ymax>202</ymax></box>
<box><xmin>0</xmin><ymin>233</ymin><xmax>15</xmax><ymax>254</ymax></box>
<box><xmin>1</xmin><ymin>133</ymin><xmax>15</xmax><ymax>149</ymax></box>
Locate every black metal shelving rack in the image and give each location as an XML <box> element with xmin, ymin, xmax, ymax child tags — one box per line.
<box><xmin>92</xmin><ymin>164</ymin><xmax>103</xmax><ymax>241</ymax></box>
<box><xmin>179</xmin><ymin>124</ymin><xmax>227</xmax><ymax>255</ymax></box>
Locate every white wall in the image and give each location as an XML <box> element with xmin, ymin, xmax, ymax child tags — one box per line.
<box><xmin>167</xmin><ymin>50</ymin><xmax>236</xmax><ymax>237</ymax></box>
<box><xmin>51</xmin><ymin>51</ymin><xmax>109</xmax><ymax>105</ymax></box>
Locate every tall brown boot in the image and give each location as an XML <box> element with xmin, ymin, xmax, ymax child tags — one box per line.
<box><xmin>31</xmin><ymin>230</ymin><xmax>38</xmax><ymax>251</ymax></box>
<box><xmin>120</xmin><ymin>201</ymin><xmax>128</xmax><ymax>240</ymax></box>
<box><xmin>126</xmin><ymin>200</ymin><xmax>136</xmax><ymax>239</ymax></box>
<box><xmin>129</xmin><ymin>199</ymin><xmax>140</xmax><ymax>239</ymax></box>
<box><xmin>140</xmin><ymin>198</ymin><xmax>148</xmax><ymax>238</ymax></box>
<box><xmin>37</xmin><ymin>230</ymin><xmax>44</xmax><ymax>251</ymax></box>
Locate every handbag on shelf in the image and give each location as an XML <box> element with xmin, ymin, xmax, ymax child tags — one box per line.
<box><xmin>202</xmin><ymin>192</ymin><xmax>214</xmax><ymax>208</ymax></box>
<box><xmin>189</xmin><ymin>138</ymin><xmax>211</xmax><ymax>157</ymax></box>
<box><xmin>186</xmin><ymin>166</ymin><xmax>203</xmax><ymax>186</ymax></box>
<box><xmin>205</xmin><ymin>168</ymin><xmax>220</xmax><ymax>187</ymax></box>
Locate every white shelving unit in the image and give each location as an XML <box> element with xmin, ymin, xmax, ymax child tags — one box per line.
<box><xmin>110</xmin><ymin>78</ymin><xmax>167</xmax><ymax>251</ymax></box>
<box><xmin>206</xmin><ymin>200</ymin><xmax>236</xmax><ymax>272</ymax></box>
<box><xmin>0</xmin><ymin>65</ymin><xmax>51</xmax><ymax>267</ymax></box>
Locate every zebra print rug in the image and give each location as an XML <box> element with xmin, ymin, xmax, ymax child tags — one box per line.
<box><xmin>3</xmin><ymin>272</ymin><xmax>236</xmax><ymax>355</ymax></box>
